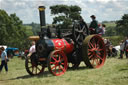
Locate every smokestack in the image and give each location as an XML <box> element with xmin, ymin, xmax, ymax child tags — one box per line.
<box><xmin>38</xmin><ymin>6</ymin><xmax>46</xmax><ymax>27</ymax></box>
<box><xmin>38</xmin><ymin>6</ymin><xmax>48</xmax><ymax>39</ymax></box>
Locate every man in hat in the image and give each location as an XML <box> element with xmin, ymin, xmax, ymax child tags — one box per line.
<box><xmin>89</xmin><ymin>15</ymin><xmax>98</xmax><ymax>34</ymax></box>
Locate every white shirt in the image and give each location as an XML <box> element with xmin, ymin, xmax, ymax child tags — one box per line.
<box><xmin>29</xmin><ymin>45</ymin><xmax>36</xmax><ymax>53</ymax></box>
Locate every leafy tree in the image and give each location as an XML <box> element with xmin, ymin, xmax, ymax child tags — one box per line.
<box><xmin>116</xmin><ymin>14</ymin><xmax>128</xmax><ymax>36</ymax></box>
<box><xmin>0</xmin><ymin>9</ymin><xmax>29</xmax><ymax>50</ymax></box>
<box><xmin>50</xmin><ymin>5</ymin><xmax>81</xmax><ymax>29</ymax></box>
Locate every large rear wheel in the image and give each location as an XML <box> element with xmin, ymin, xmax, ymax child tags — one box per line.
<box><xmin>82</xmin><ymin>35</ymin><xmax>106</xmax><ymax>68</ymax></box>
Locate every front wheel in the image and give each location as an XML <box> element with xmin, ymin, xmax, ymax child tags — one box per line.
<box><xmin>47</xmin><ymin>50</ymin><xmax>68</xmax><ymax>76</ymax></box>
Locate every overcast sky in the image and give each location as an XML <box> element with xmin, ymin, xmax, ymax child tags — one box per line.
<box><xmin>0</xmin><ymin>0</ymin><xmax>128</xmax><ymax>24</ymax></box>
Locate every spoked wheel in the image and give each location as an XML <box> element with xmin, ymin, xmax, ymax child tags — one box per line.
<box><xmin>48</xmin><ymin>50</ymin><xmax>68</xmax><ymax>76</ymax></box>
<box><xmin>72</xmin><ymin>21</ymin><xmax>89</xmax><ymax>46</ymax></box>
<box><xmin>25</xmin><ymin>53</ymin><xmax>45</xmax><ymax>76</ymax></box>
<box><xmin>82</xmin><ymin>35</ymin><xmax>106</xmax><ymax>68</ymax></box>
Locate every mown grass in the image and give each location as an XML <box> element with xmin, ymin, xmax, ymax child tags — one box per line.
<box><xmin>0</xmin><ymin>56</ymin><xmax>128</xmax><ymax>85</ymax></box>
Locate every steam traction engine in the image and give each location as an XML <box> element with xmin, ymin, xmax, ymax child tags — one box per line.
<box><xmin>25</xmin><ymin>6</ymin><xmax>106</xmax><ymax>76</ymax></box>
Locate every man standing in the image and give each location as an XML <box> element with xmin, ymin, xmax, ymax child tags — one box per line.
<box><xmin>89</xmin><ymin>15</ymin><xmax>98</xmax><ymax>34</ymax></box>
<box><xmin>118</xmin><ymin>40</ymin><xmax>125</xmax><ymax>59</ymax></box>
<box><xmin>0</xmin><ymin>47</ymin><xmax>8</xmax><ymax>73</ymax></box>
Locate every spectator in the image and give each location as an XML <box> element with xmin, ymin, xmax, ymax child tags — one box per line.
<box><xmin>27</xmin><ymin>41</ymin><xmax>36</xmax><ymax>57</ymax></box>
<box><xmin>0</xmin><ymin>47</ymin><xmax>8</xmax><ymax>73</ymax></box>
<box><xmin>118</xmin><ymin>40</ymin><xmax>125</xmax><ymax>59</ymax></box>
<box><xmin>98</xmin><ymin>24</ymin><xmax>106</xmax><ymax>36</ymax></box>
<box><xmin>89</xmin><ymin>15</ymin><xmax>98</xmax><ymax>34</ymax></box>
<box><xmin>98</xmin><ymin>24</ymin><xmax>102</xmax><ymax>35</ymax></box>
<box><xmin>102</xmin><ymin>24</ymin><xmax>106</xmax><ymax>35</ymax></box>
<box><xmin>124</xmin><ymin>37</ymin><xmax>128</xmax><ymax>59</ymax></box>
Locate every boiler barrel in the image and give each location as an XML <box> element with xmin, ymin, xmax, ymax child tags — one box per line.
<box><xmin>51</xmin><ymin>39</ymin><xmax>74</xmax><ymax>54</ymax></box>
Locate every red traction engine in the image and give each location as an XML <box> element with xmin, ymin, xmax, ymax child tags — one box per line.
<box><xmin>25</xmin><ymin>6</ymin><xmax>106</xmax><ymax>76</ymax></box>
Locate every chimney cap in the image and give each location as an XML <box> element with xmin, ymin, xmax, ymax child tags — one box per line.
<box><xmin>38</xmin><ymin>6</ymin><xmax>45</xmax><ymax>11</ymax></box>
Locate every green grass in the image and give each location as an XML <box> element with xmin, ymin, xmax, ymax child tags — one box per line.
<box><xmin>104</xmin><ymin>22</ymin><xmax>116</xmax><ymax>27</ymax></box>
<box><xmin>0</xmin><ymin>56</ymin><xmax>128</xmax><ymax>85</ymax></box>
<box><xmin>104</xmin><ymin>36</ymin><xmax>124</xmax><ymax>46</ymax></box>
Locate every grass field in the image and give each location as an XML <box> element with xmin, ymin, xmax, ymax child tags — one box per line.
<box><xmin>0</xmin><ymin>56</ymin><xmax>128</xmax><ymax>85</ymax></box>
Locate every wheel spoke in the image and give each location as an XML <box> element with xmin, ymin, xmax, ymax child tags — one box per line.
<box><xmin>37</xmin><ymin>66</ymin><xmax>41</xmax><ymax>72</ymax></box>
<box><xmin>76</xmin><ymin>34</ymin><xmax>80</xmax><ymax>41</ymax></box>
<box><xmin>89</xmin><ymin>42</ymin><xmax>94</xmax><ymax>48</ymax></box>
<box><xmin>35</xmin><ymin>67</ymin><xmax>37</xmax><ymax>74</ymax></box>
<box><xmin>89</xmin><ymin>55</ymin><xmax>93</xmax><ymax>59</ymax></box>
<box><xmin>51</xmin><ymin>64</ymin><xmax>58</xmax><ymax>70</ymax></box>
<box><xmin>95</xmin><ymin>58</ymin><xmax>100</xmax><ymax>65</ymax></box>
<box><xmin>59</xmin><ymin>65</ymin><xmax>65</xmax><ymax>72</ymax></box>
<box><xmin>59</xmin><ymin>55</ymin><xmax>61</xmax><ymax>61</ymax></box>
<box><xmin>92</xmin><ymin>38</ymin><xmax>97</xmax><ymax>48</ymax></box>
<box><xmin>61</xmin><ymin>63</ymin><xmax>64</xmax><ymax>65</ymax></box>
<box><xmin>32</xmin><ymin>67</ymin><xmax>34</xmax><ymax>73</ymax></box>
<box><xmin>96</xmin><ymin>54</ymin><xmax>103</xmax><ymax>60</ymax></box>
<box><xmin>91</xmin><ymin>58</ymin><xmax>95</xmax><ymax>65</ymax></box>
<box><xmin>97</xmin><ymin>39</ymin><xmax>100</xmax><ymax>46</ymax></box>
<box><xmin>81</xmin><ymin>26</ymin><xmax>85</xmax><ymax>31</ymax></box>
<box><xmin>51</xmin><ymin>56</ymin><xmax>57</xmax><ymax>62</ymax></box>
<box><xmin>50</xmin><ymin>62</ymin><xmax>56</xmax><ymax>64</ymax></box>
<box><xmin>97</xmin><ymin>52</ymin><xmax>101</xmax><ymax>55</ymax></box>
<box><xmin>98</xmin><ymin>49</ymin><xmax>103</xmax><ymax>51</ymax></box>
<box><xmin>58</xmin><ymin>65</ymin><xmax>61</xmax><ymax>73</ymax></box>
<box><xmin>88</xmin><ymin>52</ymin><xmax>92</xmax><ymax>55</ymax></box>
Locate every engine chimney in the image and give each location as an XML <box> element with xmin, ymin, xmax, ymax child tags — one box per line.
<box><xmin>38</xmin><ymin>6</ymin><xmax>49</xmax><ymax>39</ymax></box>
<box><xmin>38</xmin><ymin>6</ymin><xmax>46</xmax><ymax>27</ymax></box>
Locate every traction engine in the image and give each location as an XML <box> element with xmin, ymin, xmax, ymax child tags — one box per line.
<box><xmin>25</xmin><ymin>6</ymin><xmax>106</xmax><ymax>76</ymax></box>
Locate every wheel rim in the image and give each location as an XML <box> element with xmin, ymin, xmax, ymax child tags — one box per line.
<box><xmin>25</xmin><ymin>53</ymin><xmax>45</xmax><ymax>75</ymax></box>
<box><xmin>83</xmin><ymin>35</ymin><xmax>106</xmax><ymax>68</ymax></box>
<box><xmin>48</xmin><ymin>50</ymin><xmax>68</xmax><ymax>76</ymax></box>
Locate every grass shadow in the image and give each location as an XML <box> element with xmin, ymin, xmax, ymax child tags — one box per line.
<box><xmin>8</xmin><ymin>75</ymin><xmax>34</xmax><ymax>80</ymax></box>
<box><xmin>3</xmin><ymin>66</ymin><xmax>92</xmax><ymax>81</ymax></box>
<box><xmin>119</xmin><ymin>68</ymin><xmax>128</xmax><ymax>71</ymax></box>
<box><xmin>67</xmin><ymin>66</ymin><xmax>90</xmax><ymax>71</ymax></box>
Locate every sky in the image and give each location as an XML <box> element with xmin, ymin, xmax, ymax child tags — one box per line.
<box><xmin>0</xmin><ymin>0</ymin><xmax>128</xmax><ymax>24</ymax></box>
